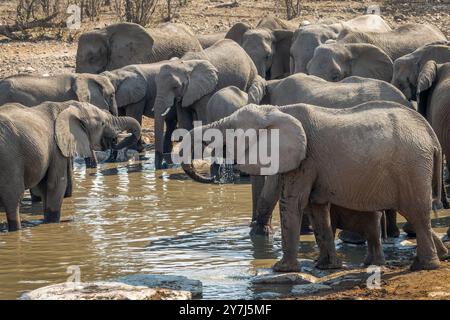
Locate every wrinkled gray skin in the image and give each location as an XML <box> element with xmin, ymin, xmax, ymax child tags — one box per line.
<box><xmin>197</xmin><ymin>32</ymin><xmax>227</xmax><ymax>49</ymax></box>
<box><xmin>0</xmin><ymin>101</ymin><xmax>141</xmax><ymax>232</ymax></box>
<box><xmin>307</xmin><ymin>24</ymin><xmax>446</xmax><ymax>83</ymax></box>
<box><xmin>76</xmin><ymin>22</ymin><xmax>202</xmax><ymax>74</ymax></box>
<box><xmin>416</xmin><ymin>61</ymin><xmax>450</xmax><ymax>239</ymax></box>
<box><xmin>187</xmin><ymin>73</ymin><xmax>410</xmax><ymax>239</ymax></box>
<box><xmin>225</xmin><ymin>16</ymin><xmax>297</xmax><ymax>79</ymax></box>
<box><xmin>183</xmin><ymin>103</ymin><xmax>448</xmax><ymax>272</ymax></box>
<box><xmin>205</xmin><ymin>86</ymin><xmax>249</xmax><ymax>123</ymax></box>
<box><xmin>153</xmin><ymin>39</ymin><xmax>260</xmax><ymax>169</ymax></box>
<box><xmin>101</xmin><ymin>62</ymin><xmax>176</xmax><ymax>154</ymax></box>
<box><xmin>0</xmin><ymin>73</ymin><xmax>118</xmax><ymax>115</ymax></box>
<box><xmin>392</xmin><ymin>41</ymin><xmax>450</xmax><ymax>100</ymax></box>
<box><xmin>290</xmin><ymin>15</ymin><xmax>392</xmax><ymax>74</ymax></box>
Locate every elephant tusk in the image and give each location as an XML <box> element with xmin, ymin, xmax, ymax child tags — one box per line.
<box><xmin>161</xmin><ymin>105</ymin><xmax>172</xmax><ymax>117</ymax></box>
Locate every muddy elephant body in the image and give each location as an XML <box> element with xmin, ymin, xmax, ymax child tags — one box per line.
<box><xmin>0</xmin><ymin>101</ymin><xmax>141</xmax><ymax>232</ymax></box>
<box><xmin>225</xmin><ymin>16</ymin><xmax>297</xmax><ymax>79</ymax></box>
<box><xmin>290</xmin><ymin>15</ymin><xmax>391</xmax><ymax>74</ymax></box>
<box><xmin>0</xmin><ymin>73</ymin><xmax>118</xmax><ymax>115</ymax></box>
<box><xmin>183</xmin><ymin>102</ymin><xmax>448</xmax><ymax>271</ymax></box>
<box><xmin>153</xmin><ymin>39</ymin><xmax>260</xmax><ymax>169</ymax></box>
<box><xmin>307</xmin><ymin>24</ymin><xmax>446</xmax><ymax>82</ymax></box>
<box><xmin>76</xmin><ymin>22</ymin><xmax>202</xmax><ymax>74</ymax></box>
<box><xmin>392</xmin><ymin>41</ymin><xmax>450</xmax><ymax>100</ymax></box>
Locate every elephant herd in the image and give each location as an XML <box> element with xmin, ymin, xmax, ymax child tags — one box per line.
<box><xmin>1</xmin><ymin>14</ymin><xmax>450</xmax><ymax>273</ymax></box>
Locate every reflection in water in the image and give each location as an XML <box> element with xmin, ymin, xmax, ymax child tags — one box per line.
<box><xmin>0</xmin><ymin>151</ymin><xmax>449</xmax><ymax>299</ymax></box>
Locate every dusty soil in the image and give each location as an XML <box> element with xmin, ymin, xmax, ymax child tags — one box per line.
<box><xmin>1</xmin><ymin>0</ymin><xmax>450</xmax><ymax>300</ymax></box>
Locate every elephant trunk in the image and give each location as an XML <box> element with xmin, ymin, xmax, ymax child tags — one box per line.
<box><xmin>154</xmin><ymin>94</ymin><xmax>174</xmax><ymax>169</ymax></box>
<box><xmin>109</xmin><ymin>116</ymin><xmax>141</xmax><ymax>150</ymax></box>
<box><xmin>181</xmin><ymin>119</ymin><xmax>230</xmax><ymax>184</ymax></box>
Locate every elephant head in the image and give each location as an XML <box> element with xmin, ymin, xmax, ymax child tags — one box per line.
<box><xmin>153</xmin><ymin>59</ymin><xmax>219</xmax><ymax>169</ymax></box>
<box><xmin>226</xmin><ymin>23</ymin><xmax>293</xmax><ymax>79</ymax></box>
<box><xmin>76</xmin><ymin>23</ymin><xmax>155</xmax><ymax>74</ymax></box>
<box><xmin>290</xmin><ymin>24</ymin><xmax>342</xmax><ymax>74</ymax></box>
<box><xmin>392</xmin><ymin>41</ymin><xmax>450</xmax><ymax>100</ymax></box>
<box><xmin>181</xmin><ymin>105</ymin><xmax>307</xmax><ymax>183</ymax></box>
<box><xmin>73</xmin><ymin>74</ymin><xmax>118</xmax><ymax>116</ymax></box>
<box><xmin>307</xmin><ymin>42</ymin><xmax>393</xmax><ymax>82</ymax></box>
<box><xmin>55</xmin><ymin>101</ymin><xmax>141</xmax><ymax>158</ymax></box>
<box><xmin>101</xmin><ymin>68</ymin><xmax>148</xmax><ymax>111</ymax></box>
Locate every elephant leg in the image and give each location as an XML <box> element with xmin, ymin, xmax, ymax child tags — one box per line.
<box><xmin>300</xmin><ymin>212</ymin><xmax>313</xmax><ymax>235</ymax></box>
<box><xmin>272</xmin><ymin>171</ymin><xmax>305</xmax><ymax>272</ymax></box>
<box><xmin>64</xmin><ymin>158</ymin><xmax>73</xmax><ymax>198</ymax></box>
<box><xmin>43</xmin><ymin>159</ymin><xmax>68</xmax><ymax>223</ymax></box>
<box><xmin>125</xmin><ymin>102</ymin><xmax>145</xmax><ymax>152</ymax></box>
<box><xmin>405</xmin><ymin>212</ymin><xmax>440</xmax><ymax>271</ymax></box>
<box><xmin>364</xmin><ymin>212</ymin><xmax>385</xmax><ymax>266</ymax></box>
<box><xmin>338</xmin><ymin>230</ymin><xmax>366</xmax><ymax>245</ymax></box>
<box><xmin>310</xmin><ymin>203</ymin><xmax>342</xmax><ymax>270</ymax></box>
<box><xmin>251</xmin><ymin>175</ymin><xmax>281</xmax><ymax>236</ymax></box>
<box><xmin>431</xmin><ymin>229</ymin><xmax>449</xmax><ymax>260</ymax></box>
<box><xmin>385</xmin><ymin>209</ymin><xmax>400</xmax><ymax>238</ymax></box>
<box><xmin>403</xmin><ymin>221</ymin><xmax>416</xmax><ymax>238</ymax></box>
<box><xmin>163</xmin><ymin>114</ymin><xmax>178</xmax><ymax>165</ymax></box>
<box><xmin>1</xmin><ymin>185</ymin><xmax>23</xmax><ymax>231</ymax></box>
<box><xmin>30</xmin><ymin>189</ymin><xmax>42</xmax><ymax>203</ymax></box>
<box><xmin>84</xmin><ymin>152</ymin><xmax>98</xmax><ymax>168</ymax></box>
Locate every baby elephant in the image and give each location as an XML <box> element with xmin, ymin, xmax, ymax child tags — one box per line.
<box><xmin>0</xmin><ymin>101</ymin><xmax>141</xmax><ymax>232</ymax></box>
<box><xmin>183</xmin><ymin>102</ymin><xmax>448</xmax><ymax>271</ymax></box>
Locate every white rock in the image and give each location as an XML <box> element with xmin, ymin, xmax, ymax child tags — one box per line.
<box><xmin>20</xmin><ymin>281</ymin><xmax>192</xmax><ymax>300</ymax></box>
<box><xmin>252</xmin><ymin>272</ymin><xmax>318</xmax><ymax>285</ymax></box>
<box><xmin>291</xmin><ymin>283</ymin><xmax>331</xmax><ymax>296</ymax></box>
<box><xmin>300</xmin><ymin>20</ymin><xmax>311</xmax><ymax>26</ymax></box>
<box><xmin>113</xmin><ymin>274</ymin><xmax>203</xmax><ymax>298</ymax></box>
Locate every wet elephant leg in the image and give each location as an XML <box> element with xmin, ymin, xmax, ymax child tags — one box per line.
<box><xmin>43</xmin><ymin>159</ymin><xmax>68</xmax><ymax>223</ymax></box>
<box><xmin>2</xmin><ymin>191</ymin><xmax>22</xmax><ymax>232</ymax></box>
<box><xmin>125</xmin><ymin>101</ymin><xmax>145</xmax><ymax>152</ymax></box>
<box><xmin>272</xmin><ymin>170</ymin><xmax>306</xmax><ymax>272</ymax></box>
<box><xmin>160</xmin><ymin>107</ymin><xmax>180</xmax><ymax>166</ymax></box>
<box><xmin>64</xmin><ymin>158</ymin><xmax>73</xmax><ymax>198</ymax></box>
<box><xmin>385</xmin><ymin>209</ymin><xmax>400</xmax><ymax>238</ymax></box>
<box><xmin>364</xmin><ymin>212</ymin><xmax>385</xmax><ymax>266</ymax></box>
<box><xmin>310</xmin><ymin>203</ymin><xmax>342</xmax><ymax>269</ymax></box>
<box><xmin>250</xmin><ymin>175</ymin><xmax>281</xmax><ymax>236</ymax></box>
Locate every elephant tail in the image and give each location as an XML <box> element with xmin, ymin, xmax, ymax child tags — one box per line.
<box><xmin>432</xmin><ymin>146</ymin><xmax>443</xmax><ymax>213</ymax></box>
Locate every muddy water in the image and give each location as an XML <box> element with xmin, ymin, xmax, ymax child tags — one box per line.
<box><xmin>0</xmin><ymin>151</ymin><xmax>449</xmax><ymax>300</ymax></box>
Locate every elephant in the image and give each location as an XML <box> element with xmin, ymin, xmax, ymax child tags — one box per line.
<box><xmin>0</xmin><ymin>73</ymin><xmax>118</xmax><ymax>115</ymax></box>
<box><xmin>76</xmin><ymin>22</ymin><xmax>202</xmax><ymax>74</ymax></box>
<box><xmin>101</xmin><ymin>61</ymin><xmax>176</xmax><ymax>154</ymax></box>
<box><xmin>153</xmin><ymin>39</ymin><xmax>261</xmax><ymax>169</ymax></box>
<box><xmin>0</xmin><ymin>100</ymin><xmax>141</xmax><ymax>232</ymax></box>
<box><xmin>307</xmin><ymin>24</ymin><xmax>446</xmax><ymax>83</ymax></box>
<box><xmin>187</xmin><ymin>73</ymin><xmax>412</xmax><ymax>238</ymax></box>
<box><xmin>290</xmin><ymin>15</ymin><xmax>391</xmax><ymax>74</ymax></box>
<box><xmin>224</xmin><ymin>16</ymin><xmax>297</xmax><ymax>79</ymax></box>
<box><xmin>392</xmin><ymin>41</ymin><xmax>450</xmax><ymax>100</ymax></box>
<box><xmin>181</xmin><ymin>102</ymin><xmax>449</xmax><ymax>271</ymax></box>
<box><xmin>197</xmin><ymin>32</ymin><xmax>227</xmax><ymax>49</ymax></box>
<box><xmin>415</xmin><ymin>61</ymin><xmax>450</xmax><ymax>237</ymax></box>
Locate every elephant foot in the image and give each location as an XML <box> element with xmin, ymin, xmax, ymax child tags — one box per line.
<box><xmin>7</xmin><ymin>220</ymin><xmax>21</xmax><ymax>232</ymax></box>
<box><xmin>410</xmin><ymin>256</ymin><xmax>440</xmax><ymax>271</ymax></box>
<box><xmin>249</xmin><ymin>221</ymin><xmax>272</xmax><ymax>236</ymax></box>
<box><xmin>338</xmin><ymin>230</ymin><xmax>366</xmax><ymax>245</ymax></box>
<box><xmin>403</xmin><ymin>222</ymin><xmax>416</xmax><ymax>238</ymax></box>
<box><xmin>364</xmin><ymin>255</ymin><xmax>386</xmax><ymax>266</ymax></box>
<box><xmin>315</xmin><ymin>255</ymin><xmax>342</xmax><ymax>270</ymax></box>
<box><xmin>44</xmin><ymin>211</ymin><xmax>61</xmax><ymax>224</ymax></box>
<box><xmin>386</xmin><ymin>225</ymin><xmax>400</xmax><ymax>238</ymax></box>
<box><xmin>272</xmin><ymin>258</ymin><xmax>300</xmax><ymax>272</ymax></box>
<box><xmin>84</xmin><ymin>157</ymin><xmax>97</xmax><ymax>169</ymax></box>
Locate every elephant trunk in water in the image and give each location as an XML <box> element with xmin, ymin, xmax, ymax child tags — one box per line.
<box><xmin>109</xmin><ymin>116</ymin><xmax>142</xmax><ymax>150</ymax></box>
<box><xmin>153</xmin><ymin>95</ymin><xmax>174</xmax><ymax>169</ymax></box>
<box><xmin>181</xmin><ymin>119</ymin><xmax>229</xmax><ymax>183</ymax></box>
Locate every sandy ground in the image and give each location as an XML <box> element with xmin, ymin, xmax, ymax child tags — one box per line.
<box><xmin>1</xmin><ymin>0</ymin><xmax>450</xmax><ymax>299</ymax></box>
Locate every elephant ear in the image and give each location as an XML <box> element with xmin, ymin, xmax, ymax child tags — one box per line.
<box><xmin>106</xmin><ymin>23</ymin><xmax>154</xmax><ymax>70</ymax></box>
<box><xmin>115</xmin><ymin>70</ymin><xmax>148</xmax><ymax>108</ymax></box>
<box><xmin>417</xmin><ymin>60</ymin><xmax>438</xmax><ymax>117</ymax></box>
<box><xmin>271</xmin><ymin>29</ymin><xmax>294</xmax><ymax>79</ymax></box>
<box><xmin>72</xmin><ymin>75</ymin><xmax>92</xmax><ymax>102</ymax></box>
<box><xmin>182</xmin><ymin>60</ymin><xmax>219</xmax><ymax>107</ymax></box>
<box><xmin>225</xmin><ymin>22</ymin><xmax>251</xmax><ymax>45</ymax></box>
<box><xmin>92</xmin><ymin>75</ymin><xmax>118</xmax><ymax>116</ymax></box>
<box><xmin>236</xmin><ymin>105</ymin><xmax>307</xmax><ymax>176</ymax></box>
<box><xmin>247</xmin><ymin>75</ymin><xmax>267</xmax><ymax>104</ymax></box>
<box><xmin>55</xmin><ymin>104</ymin><xmax>91</xmax><ymax>158</ymax></box>
<box><xmin>348</xmin><ymin>43</ymin><xmax>393</xmax><ymax>82</ymax></box>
